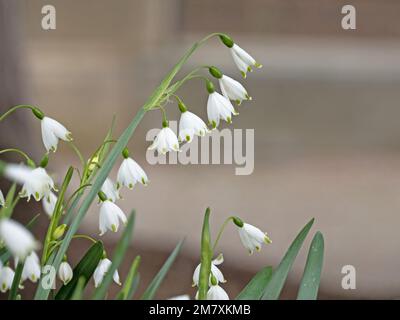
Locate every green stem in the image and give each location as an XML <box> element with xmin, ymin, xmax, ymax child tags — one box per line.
<box><xmin>0</xmin><ymin>148</ymin><xmax>34</xmax><ymax>165</ymax></box>
<box><xmin>9</xmin><ymin>261</ymin><xmax>23</xmax><ymax>300</ymax></box>
<box><xmin>41</xmin><ymin>167</ymin><xmax>74</xmax><ymax>266</ymax></box>
<box><xmin>0</xmin><ymin>105</ymin><xmax>36</xmax><ymax>122</ymax></box>
<box><xmin>68</xmin><ymin>142</ymin><xmax>85</xmax><ymax>170</ymax></box>
<box><xmin>212</xmin><ymin>216</ymin><xmax>235</xmax><ymax>251</ymax></box>
<box><xmin>73</xmin><ymin>234</ymin><xmax>98</xmax><ymax>244</ymax></box>
<box><xmin>198</xmin><ymin>207</ymin><xmax>212</xmax><ymax>300</ymax></box>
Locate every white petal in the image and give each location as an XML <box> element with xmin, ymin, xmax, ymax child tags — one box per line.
<box><xmin>0</xmin><ymin>189</ymin><xmax>5</xmax><ymax>207</ymax></box>
<box><xmin>207</xmin><ymin>285</ymin><xmax>229</xmax><ymax>300</ymax></box>
<box><xmin>42</xmin><ymin>191</ymin><xmax>58</xmax><ymax>218</ymax></box>
<box><xmin>0</xmin><ymin>266</ymin><xmax>15</xmax><ymax>293</ymax></box>
<box><xmin>41</xmin><ymin>117</ymin><xmax>71</xmax><ymax>152</ymax></box>
<box><xmin>58</xmin><ymin>261</ymin><xmax>73</xmax><ymax>285</ymax></box>
<box><xmin>101</xmin><ymin>178</ymin><xmax>120</xmax><ymax>202</ymax></box>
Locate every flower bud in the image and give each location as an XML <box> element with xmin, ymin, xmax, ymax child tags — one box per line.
<box><xmin>122</xmin><ymin>147</ymin><xmax>129</xmax><ymax>159</ymax></box>
<box><xmin>31</xmin><ymin>107</ymin><xmax>44</xmax><ymax>120</ymax></box>
<box><xmin>206</xmin><ymin>80</ymin><xmax>215</xmax><ymax>94</ymax></box>
<box><xmin>52</xmin><ymin>224</ymin><xmax>67</xmax><ymax>240</ymax></box>
<box><xmin>232</xmin><ymin>216</ymin><xmax>244</xmax><ymax>228</ymax></box>
<box><xmin>219</xmin><ymin>34</ymin><xmax>234</xmax><ymax>48</ymax></box>
<box><xmin>209</xmin><ymin>66</ymin><xmax>223</xmax><ymax>79</ymax></box>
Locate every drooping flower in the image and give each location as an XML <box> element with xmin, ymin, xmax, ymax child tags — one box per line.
<box><xmin>177</xmin><ymin>101</ymin><xmax>209</xmax><ymax>143</ymax></box>
<box><xmin>93</xmin><ymin>258</ymin><xmax>121</xmax><ymax>288</ymax></box>
<box><xmin>208</xmin><ymin>66</ymin><xmax>251</xmax><ymax>105</ymax></box>
<box><xmin>58</xmin><ymin>261</ymin><xmax>73</xmax><ymax>285</ymax></box>
<box><xmin>41</xmin><ymin>116</ymin><xmax>72</xmax><ymax>152</ymax></box>
<box><xmin>0</xmin><ymin>219</ymin><xmax>39</xmax><ymax>260</ymax></box>
<box><xmin>0</xmin><ymin>189</ymin><xmax>4</xmax><ymax>207</ymax></box>
<box><xmin>207</xmin><ymin>284</ymin><xmax>229</xmax><ymax>300</ymax></box>
<box><xmin>19</xmin><ymin>167</ymin><xmax>56</xmax><ymax>202</ymax></box>
<box><xmin>0</xmin><ymin>266</ymin><xmax>15</xmax><ymax>293</ymax></box>
<box><xmin>42</xmin><ymin>191</ymin><xmax>58</xmax><ymax>218</ymax></box>
<box><xmin>219</xmin><ymin>75</ymin><xmax>251</xmax><ymax>105</ymax></box>
<box><xmin>20</xmin><ymin>252</ymin><xmax>41</xmax><ymax>283</ymax></box>
<box><xmin>101</xmin><ymin>178</ymin><xmax>121</xmax><ymax>201</ymax></box>
<box><xmin>98</xmin><ymin>196</ymin><xmax>127</xmax><ymax>236</ymax></box>
<box><xmin>148</xmin><ymin>121</ymin><xmax>180</xmax><ymax>154</ymax></box>
<box><xmin>207</xmin><ymin>90</ymin><xmax>238</xmax><ymax>129</ymax></box>
<box><xmin>192</xmin><ymin>253</ymin><xmax>226</xmax><ymax>287</ymax></box>
<box><xmin>219</xmin><ymin>34</ymin><xmax>262</xmax><ymax>78</ymax></box>
<box><xmin>117</xmin><ymin>148</ymin><xmax>148</xmax><ymax>189</ymax></box>
<box><xmin>233</xmin><ymin>217</ymin><xmax>272</xmax><ymax>254</ymax></box>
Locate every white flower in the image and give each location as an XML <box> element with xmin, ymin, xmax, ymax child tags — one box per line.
<box><xmin>93</xmin><ymin>258</ymin><xmax>121</xmax><ymax>288</ymax></box>
<box><xmin>0</xmin><ymin>266</ymin><xmax>15</xmax><ymax>293</ymax></box>
<box><xmin>21</xmin><ymin>252</ymin><xmax>41</xmax><ymax>283</ymax></box>
<box><xmin>207</xmin><ymin>92</ymin><xmax>238</xmax><ymax>129</ymax></box>
<box><xmin>148</xmin><ymin>126</ymin><xmax>180</xmax><ymax>154</ymax></box>
<box><xmin>4</xmin><ymin>163</ymin><xmax>33</xmax><ymax>185</ymax></box>
<box><xmin>99</xmin><ymin>200</ymin><xmax>127</xmax><ymax>236</ymax></box>
<box><xmin>238</xmin><ymin>223</ymin><xmax>272</xmax><ymax>254</ymax></box>
<box><xmin>192</xmin><ymin>254</ymin><xmax>225</xmax><ymax>287</ymax></box>
<box><xmin>219</xmin><ymin>75</ymin><xmax>251</xmax><ymax>105</ymax></box>
<box><xmin>0</xmin><ymin>189</ymin><xmax>4</xmax><ymax>207</ymax></box>
<box><xmin>230</xmin><ymin>43</ymin><xmax>262</xmax><ymax>78</ymax></box>
<box><xmin>19</xmin><ymin>167</ymin><xmax>55</xmax><ymax>202</ymax></box>
<box><xmin>117</xmin><ymin>158</ymin><xmax>148</xmax><ymax>189</ymax></box>
<box><xmin>42</xmin><ymin>191</ymin><xmax>58</xmax><ymax>218</ymax></box>
<box><xmin>168</xmin><ymin>294</ymin><xmax>190</xmax><ymax>300</ymax></box>
<box><xmin>58</xmin><ymin>261</ymin><xmax>73</xmax><ymax>285</ymax></box>
<box><xmin>207</xmin><ymin>284</ymin><xmax>229</xmax><ymax>300</ymax></box>
<box><xmin>178</xmin><ymin>111</ymin><xmax>209</xmax><ymax>143</ymax></box>
<box><xmin>0</xmin><ymin>219</ymin><xmax>39</xmax><ymax>260</ymax></box>
<box><xmin>101</xmin><ymin>178</ymin><xmax>121</xmax><ymax>201</ymax></box>
<box><xmin>41</xmin><ymin>116</ymin><xmax>72</xmax><ymax>152</ymax></box>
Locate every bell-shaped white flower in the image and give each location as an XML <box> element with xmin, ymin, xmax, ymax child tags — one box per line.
<box><xmin>117</xmin><ymin>152</ymin><xmax>148</xmax><ymax>189</ymax></box>
<box><xmin>101</xmin><ymin>178</ymin><xmax>121</xmax><ymax>201</ymax></box>
<box><xmin>192</xmin><ymin>254</ymin><xmax>226</xmax><ymax>287</ymax></box>
<box><xmin>207</xmin><ymin>92</ymin><xmax>238</xmax><ymax>129</ymax></box>
<box><xmin>0</xmin><ymin>189</ymin><xmax>4</xmax><ymax>207</ymax></box>
<box><xmin>19</xmin><ymin>167</ymin><xmax>55</xmax><ymax>202</ymax></box>
<box><xmin>93</xmin><ymin>258</ymin><xmax>121</xmax><ymax>288</ymax></box>
<box><xmin>237</xmin><ymin>222</ymin><xmax>272</xmax><ymax>254</ymax></box>
<box><xmin>20</xmin><ymin>252</ymin><xmax>41</xmax><ymax>283</ymax></box>
<box><xmin>0</xmin><ymin>219</ymin><xmax>39</xmax><ymax>260</ymax></box>
<box><xmin>4</xmin><ymin>163</ymin><xmax>33</xmax><ymax>185</ymax></box>
<box><xmin>148</xmin><ymin>122</ymin><xmax>180</xmax><ymax>154</ymax></box>
<box><xmin>58</xmin><ymin>261</ymin><xmax>73</xmax><ymax>285</ymax></box>
<box><xmin>99</xmin><ymin>199</ymin><xmax>127</xmax><ymax>236</ymax></box>
<box><xmin>0</xmin><ymin>266</ymin><xmax>15</xmax><ymax>293</ymax></box>
<box><xmin>230</xmin><ymin>44</ymin><xmax>262</xmax><ymax>78</ymax></box>
<box><xmin>207</xmin><ymin>284</ymin><xmax>229</xmax><ymax>300</ymax></box>
<box><xmin>41</xmin><ymin>116</ymin><xmax>72</xmax><ymax>152</ymax></box>
<box><xmin>42</xmin><ymin>191</ymin><xmax>58</xmax><ymax>218</ymax></box>
<box><xmin>219</xmin><ymin>75</ymin><xmax>251</xmax><ymax>105</ymax></box>
<box><xmin>178</xmin><ymin>110</ymin><xmax>209</xmax><ymax>143</ymax></box>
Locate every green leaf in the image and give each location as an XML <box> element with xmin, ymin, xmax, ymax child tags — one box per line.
<box><xmin>236</xmin><ymin>266</ymin><xmax>273</xmax><ymax>300</ymax></box>
<box><xmin>198</xmin><ymin>207</ymin><xmax>212</xmax><ymax>300</ymax></box>
<box><xmin>71</xmin><ymin>276</ymin><xmax>86</xmax><ymax>300</ymax></box>
<box><xmin>297</xmin><ymin>231</ymin><xmax>324</xmax><ymax>300</ymax></box>
<box><xmin>8</xmin><ymin>261</ymin><xmax>23</xmax><ymax>300</ymax></box>
<box><xmin>0</xmin><ymin>183</ymin><xmax>17</xmax><ymax>219</ymax></box>
<box><xmin>116</xmin><ymin>255</ymin><xmax>141</xmax><ymax>300</ymax></box>
<box><xmin>262</xmin><ymin>218</ymin><xmax>314</xmax><ymax>300</ymax></box>
<box><xmin>55</xmin><ymin>241</ymin><xmax>104</xmax><ymax>300</ymax></box>
<box><xmin>92</xmin><ymin>212</ymin><xmax>136</xmax><ymax>300</ymax></box>
<box><xmin>141</xmin><ymin>239</ymin><xmax>184</xmax><ymax>300</ymax></box>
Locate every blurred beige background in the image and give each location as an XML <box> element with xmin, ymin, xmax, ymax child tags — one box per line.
<box><xmin>2</xmin><ymin>0</ymin><xmax>400</xmax><ymax>299</ymax></box>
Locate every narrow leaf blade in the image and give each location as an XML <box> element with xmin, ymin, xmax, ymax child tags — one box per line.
<box><xmin>262</xmin><ymin>218</ymin><xmax>314</xmax><ymax>300</ymax></box>
<box><xmin>141</xmin><ymin>239</ymin><xmax>184</xmax><ymax>300</ymax></box>
<box><xmin>297</xmin><ymin>231</ymin><xmax>324</xmax><ymax>300</ymax></box>
<box><xmin>236</xmin><ymin>266</ymin><xmax>273</xmax><ymax>300</ymax></box>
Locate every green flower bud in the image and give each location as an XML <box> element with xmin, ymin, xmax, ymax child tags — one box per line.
<box><xmin>209</xmin><ymin>66</ymin><xmax>223</xmax><ymax>79</ymax></box>
<box><xmin>31</xmin><ymin>107</ymin><xmax>44</xmax><ymax>120</ymax></box>
<box><xmin>178</xmin><ymin>100</ymin><xmax>187</xmax><ymax>113</ymax></box>
<box><xmin>122</xmin><ymin>147</ymin><xmax>129</xmax><ymax>159</ymax></box>
<box><xmin>219</xmin><ymin>34</ymin><xmax>234</xmax><ymax>48</ymax></box>
<box><xmin>98</xmin><ymin>191</ymin><xmax>107</xmax><ymax>202</ymax></box>
<box><xmin>52</xmin><ymin>224</ymin><xmax>67</xmax><ymax>240</ymax></box>
<box><xmin>39</xmin><ymin>154</ymin><xmax>49</xmax><ymax>168</ymax></box>
<box><xmin>233</xmin><ymin>216</ymin><xmax>244</xmax><ymax>228</ymax></box>
<box><xmin>206</xmin><ymin>80</ymin><xmax>215</xmax><ymax>94</ymax></box>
